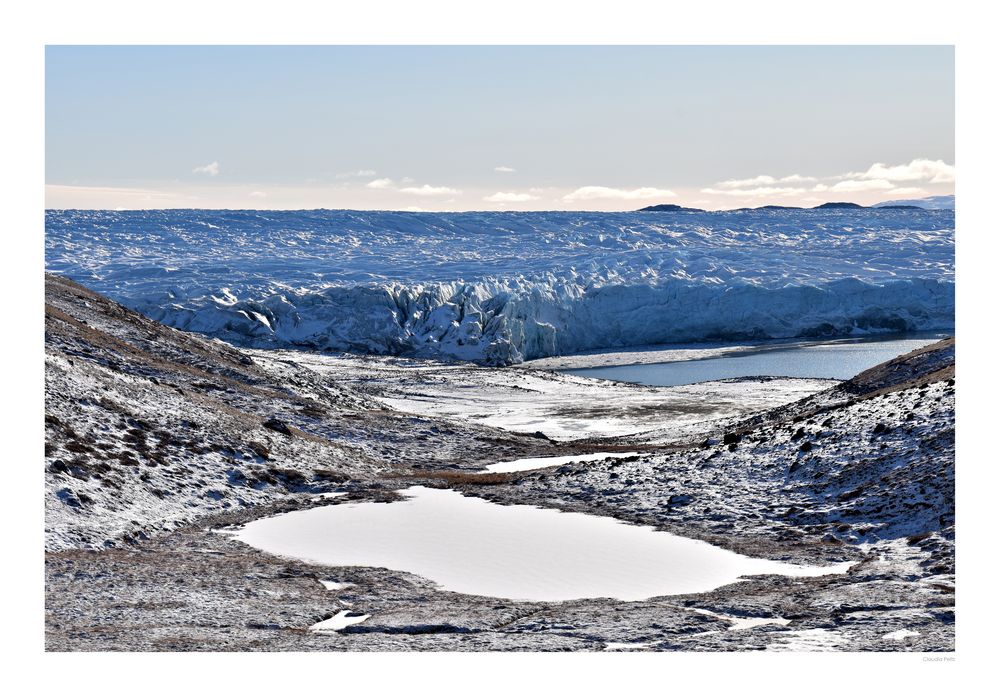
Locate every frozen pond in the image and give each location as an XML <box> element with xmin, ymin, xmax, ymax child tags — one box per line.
<box><xmin>480</xmin><ymin>452</ymin><xmax>643</xmax><ymax>474</ymax></box>
<box><xmin>562</xmin><ymin>335</ymin><xmax>943</xmax><ymax>387</ymax></box>
<box><xmin>231</xmin><ymin>486</ymin><xmax>851</xmax><ymax>602</ymax></box>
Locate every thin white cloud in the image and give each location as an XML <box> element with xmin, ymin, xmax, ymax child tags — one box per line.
<box><xmin>717</xmin><ymin>175</ymin><xmax>775</xmax><ymax>188</ymax></box>
<box><xmin>46</xmin><ymin>184</ymin><xmax>202</xmax><ymax>209</ymax></box>
<box><xmin>701</xmin><ymin>159</ymin><xmax>953</xmax><ymax>202</ymax></box>
<box><xmin>484</xmin><ymin>191</ymin><xmax>540</xmax><ymax>203</ymax></box>
<box><xmin>249</xmin><ymin>191</ymin><xmax>267</xmax><ymax>198</ymax></box>
<box><xmin>365</xmin><ymin>178</ymin><xmax>460</xmax><ymax>196</ymax></box>
<box><xmin>494</xmin><ymin>166</ymin><xmax>516</xmax><ymax>173</ymax></box>
<box><xmin>336</xmin><ymin>169</ymin><xmax>377</xmax><ymax>179</ymax></box>
<box><xmin>717</xmin><ymin>174</ymin><xmax>816</xmax><ymax>188</ymax></box>
<box><xmin>192</xmin><ymin>161</ymin><xmax>220</xmax><ymax>176</ymax></box>
<box><xmin>400</xmin><ymin>184</ymin><xmax>462</xmax><ymax>196</ymax></box>
<box><xmin>849</xmin><ymin>158</ymin><xmax>954</xmax><ymax>184</ymax></box>
<box><xmin>778</xmin><ymin>174</ymin><xmax>817</xmax><ymax>184</ymax></box>
<box><xmin>563</xmin><ymin>186</ymin><xmax>676</xmax><ymax>201</ymax></box>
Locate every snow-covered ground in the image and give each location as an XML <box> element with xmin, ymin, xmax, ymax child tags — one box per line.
<box><xmin>45</xmin><ymin>208</ymin><xmax>954</xmax><ymax>364</ymax></box>
<box><xmin>261</xmin><ymin>350</ymin><xmax>834</xmax><ymax>442</ymax></box>
<box><xmin>480</xmin><ymin>452</ymin><xmax>644</xmax><ymax>473</ymax></box>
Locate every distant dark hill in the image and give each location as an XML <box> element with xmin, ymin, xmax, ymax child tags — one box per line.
<box><xmin>637</xmin><ymin>201</ymin><xmax>933</xmax><ymax>213</ymax></box>
<box><xmin>637</xmin><ymin>204</ymin><xmax>706</xmax><ymax>213</ymax></box>
<box><xmin>813</xmin><ymin>202</ymin><xmax>865</xmax><ymax>210</ymax></box>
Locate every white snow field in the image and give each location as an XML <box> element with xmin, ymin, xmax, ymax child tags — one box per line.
<box><xmin>479</xmin><ymin>452</ymin><xmax>644</xmax><ymax>474</ymax></box>
<box><xmin>45</xmin><ymin>208</ymin><xmax>954</xmax><ymax>365</ymax></box>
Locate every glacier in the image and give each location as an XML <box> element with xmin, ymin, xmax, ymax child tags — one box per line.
<box><xmin>45</xmin><ymin>208</ymin><xmax>955</xmax><ymax>365</ymax></box>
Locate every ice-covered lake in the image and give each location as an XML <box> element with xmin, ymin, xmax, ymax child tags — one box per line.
<box><xmin>230</xmin><ymin>486</ymin><xmax>851</xmax><ymax>602</ymax></box>
<box><xmin>562</xmin><ymin>335</ymin><xmax>943</xmax><ymax>387</ymax></box>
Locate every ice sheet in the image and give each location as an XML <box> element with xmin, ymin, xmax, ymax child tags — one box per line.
<box><xmin>46</xmin><ymin>208</ymin><xmax>954</xmax><ymax>365</ymax></box>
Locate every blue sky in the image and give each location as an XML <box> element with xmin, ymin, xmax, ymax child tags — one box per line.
<box><xmin>45</xmin><ymin>46</ymin><xmax>954</xmax><ymax>210</ymax></box>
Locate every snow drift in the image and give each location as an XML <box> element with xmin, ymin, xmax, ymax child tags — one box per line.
<box><xmin>45</xmin><ymin>208</ymin><xmax>955</xmax><ymax>365</ymax></box>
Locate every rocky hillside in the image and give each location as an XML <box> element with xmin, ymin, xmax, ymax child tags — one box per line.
<box><xmin>469</xmin><ymin>338</ymin><xmax>955</xmax><ymax>564</ymax></box>
<box><xmin>44</xmin><ymin>275</ymin><xmax>558</xmax><ymax>550</ymax></box>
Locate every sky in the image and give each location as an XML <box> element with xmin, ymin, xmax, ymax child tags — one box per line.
<box><xmin>45</xmin><ymin>46</ymin><xmax>954</xmax><ymax>211</ymax></box>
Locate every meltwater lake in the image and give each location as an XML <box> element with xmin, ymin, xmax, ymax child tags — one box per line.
<box><xmin>561</xmin><ymin>335</ymin><xmax>945</xmax><ymax>387</ymax></box>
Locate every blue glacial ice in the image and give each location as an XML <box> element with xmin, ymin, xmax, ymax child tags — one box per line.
<box><xmin>45</xmin><ymin>208</ymin><xmax>955</xmax><ymax>365</ymax></box>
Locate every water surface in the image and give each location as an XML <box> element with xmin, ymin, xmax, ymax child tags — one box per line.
<box><xmin>563</xmin><ymin>336</ymin><xmax>943</xmax><ymax>387</ymax></box>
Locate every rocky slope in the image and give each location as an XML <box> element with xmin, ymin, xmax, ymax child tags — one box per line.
<box><xmin>44</xmin><ymin>274</ymin><xmax>560</xmax><ymax>550</ymax></box>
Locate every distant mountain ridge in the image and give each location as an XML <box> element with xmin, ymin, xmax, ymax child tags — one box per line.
<box><xmin>639</xmin><ymin>197</ymin><xmax>953</xmax><ymax>213</ymax></box>
<box><xmin>873</xmin><ymin>194</ymin><xmax>955</xmax><ymax>210</ymax></box>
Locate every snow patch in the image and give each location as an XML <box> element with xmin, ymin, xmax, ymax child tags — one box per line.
<box><xmin>766</xmin><ymin>628</ymin><xmax>849</xmax><ymax>651</ymax></box>
<box><xmin>310</xmin><ymin>610</ymin><xmax>369</xmax><ymax>633</ymax></box>
<box><xmin>481</xmin><ymin>452</ymin><xmax>643</xmax><ymax>474</ymax></box>
<box><xmin>604</xmin><ymin>642</ymin><xmax>651</xmax><ymax>651</ymax></box>
<box><xmin>883</xmin><ymin>629</ymin><xmax>920</xmax><ymax>641</ymax></box>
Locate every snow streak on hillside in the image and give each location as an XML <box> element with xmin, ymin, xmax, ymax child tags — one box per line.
<box><xmin>45</xmin><ymin>209</ymin><xmax>954</xmax><ymax>364</ymax></box>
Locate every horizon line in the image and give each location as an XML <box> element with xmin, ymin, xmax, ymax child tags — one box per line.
<box><xmin>44</xmin><ymin>199</ymin><xmax>955</xmax><ymax>214</ymax></box>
